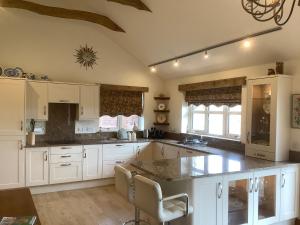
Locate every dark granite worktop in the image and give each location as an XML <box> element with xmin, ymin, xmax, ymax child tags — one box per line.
<box><xmin>131</xmin><ymin>155</ymin><xmax>298</xmax><ymax>181</ymax></box>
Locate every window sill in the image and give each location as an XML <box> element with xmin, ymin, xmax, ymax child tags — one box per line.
<box><xmin>187</xmin><ymin>132</ymin><xmax>241</xmax><ymax>143</ymax></box>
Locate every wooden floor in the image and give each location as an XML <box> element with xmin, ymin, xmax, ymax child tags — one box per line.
<box><xmin>33</xmin><ymin>185</ymin><xmax>141</xmax><ymax>225</ymax></box>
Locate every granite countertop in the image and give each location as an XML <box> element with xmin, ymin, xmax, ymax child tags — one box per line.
<box><xmin>131</xmin><ymin>155</ymin><xmax>297</xmax><ymax>181</ymax></box>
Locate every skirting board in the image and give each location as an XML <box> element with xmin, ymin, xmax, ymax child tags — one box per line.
<box><xmin>30</xmin><ymin>178</ymin><xmax>114</xmax><ymax>195</ymax></box>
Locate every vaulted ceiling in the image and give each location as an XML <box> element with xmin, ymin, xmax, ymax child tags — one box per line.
<box><xmin>5</xmin><ymin>0</ymin><xmax>300</xmax><ymax>79</ymax></box>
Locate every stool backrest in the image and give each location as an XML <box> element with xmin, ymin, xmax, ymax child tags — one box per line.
<box><xmin>134</xmin><ymin>175</ymin><xmax>163</xmax><ymax>221</ymax></box>
<box><xmin>114</xmin><ymin>165</ymin><xmax>133</xmax><ymax>202</ymax></box>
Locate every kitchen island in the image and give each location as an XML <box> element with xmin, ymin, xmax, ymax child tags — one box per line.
<box><xmin>131</xmin><ymin>155</ymin><xmax>299</xmax><ymax>225</ymax></box>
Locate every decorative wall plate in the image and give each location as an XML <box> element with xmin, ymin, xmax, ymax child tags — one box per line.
<box><xmin>156</xmin><ymin>114</ymin><xmax>167</xmax><ymax>124</ymax></box>
<box><xmin>158</xmin><ymin>103</ymin><xmax>166</xmax><ymax>111</ymax></box>
<box><xmin>4</xmin><ymin>68</ymin><xmax>18</xmax><ymax>77</ymax></box>
<box><xmin>0</xmin><ymin>67</ymin><xmax>2</xmax><ymax>76</ymax></box>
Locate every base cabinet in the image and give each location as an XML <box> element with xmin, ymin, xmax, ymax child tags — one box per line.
<box><xmin>26</xmin><ymin>148</ymin><xmax>49</xmax><ymax>187</ymax></box>
<box><xmin>280</xmin><ymin>165</ymin><xmax>299</xmax><ymax>221</ymax></box>
<box><xmin>0</xmin><ymin>138</ymin><xmax>25</xmax><ymax>190</ymax></box>
<box><xmin>135</xmin><ymin>142</ymin><xmax>152</xmax><ymax>160</ymax></box>
<box><xmin>83</xmin><ymin>145</ymin><xmax>102</xmax><ymax>180</ymax></box>
<box><xmin>50</xmin><ymin>162</ymin><xmax>82</xmax><ymax>184</ymax></box>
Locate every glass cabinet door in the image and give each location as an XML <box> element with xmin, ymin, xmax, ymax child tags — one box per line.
<box><xmin>224</xmin><ymin>174</ymin><xmax>253</xmax><ymax>225</ymax></box>
<box><xmin>250</xmin><ymin>84</ymin><xmax>272</xmax><ymax>146</ymax></box>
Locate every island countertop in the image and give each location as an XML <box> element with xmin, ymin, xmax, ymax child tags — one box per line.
<box><xmin>131</xmin><ymin>155</ymin><xmax>298</xmax><ymax>181</ymax></box>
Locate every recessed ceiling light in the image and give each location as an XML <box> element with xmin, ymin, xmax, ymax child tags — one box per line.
<box><xmin>204</xmin><ymin>51</ymin><xmax>209</xmax><ymax>59</ymax></box>
<box><xmin>243</xmin><ymin>39</ymin><xmax>251</xmax><ymax>48</ymax></box>
<box><xmin>150</xmin><ymin>66</ymin><xmax>157</xmax><ymax>73</ymax></box>
<box><xmin>173</xmin><ymin>60</ymin><xmax>180</xmax><ymax>67</ymax></box>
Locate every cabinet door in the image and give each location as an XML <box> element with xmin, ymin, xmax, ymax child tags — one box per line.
<box><xmin>26</xmin><ymin>148</ymin><xmax>49</xmax><ymax>187</ymax></box>
<box><xmin>0</xmin><ymin>79</ymin><xmax>25</xmax><ymax>135</ymax></box>
<box><xmin>103</xmin><ymin>161</ymin><xmax>126</xmax><ymax>178</ymax></box>
<box><xmin>136</xmin><ymin>142</ymin><xmax>152</xmax><ymax>160</ymax></box>
<box><xmin>48</xmin><ymin>83</ymin><xmax>79</xmax><ymax>104</ymax></box>
<box><xmin>0</xmin><ymin>138</ymin><xmax>25</xmax><ymax>189</ymax></box>
<box><xmin>223</xmin><ymin>172</ymin><xmax>254</xmax><ymax>225</ymax></box>
<box><xmin>246</xmin><ymin>78</ymin><xmax>276</xmax><ymax>156</ymax></box>
<box><xmin>83</xmin><ymin>145</ymin><xmax>102</xmax><ymax>180</ymax></box>
<box><xmin>253</xmin><ymin>169</ymin><xmax>280</xmax><ymax>225</ymax></box>
<box><xmin>49</xmin><ymin>162</ymin><xmax>82</xmax><ymax>184</ymax></box>
<box><xmin>26</xmin><ymin>82</ymin><xmax>48</xmax><ymax>121</ymax></box>
<box><xmin>280</xmin><ymin>166</ymin><xmax>299</xmax><ymax>221</ymax></box>
<box><xmin>152</xmin><ymin>142</ymin><xmax>164</xmax><ymax>160</ymax></box>
<box><xmin>192</xmin><ymin>176</ymin><xmax>223</xmax><ymax>225</ymax></box>
<box><xmin>79</xmin><ymin>85</ymin><xmax>99</xmax><ymax>120</ymax></box>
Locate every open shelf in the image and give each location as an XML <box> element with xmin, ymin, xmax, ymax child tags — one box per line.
<box><xmin>153</xmin><ymin>122</ymin><xmax>170</xmax><ymax>126</ymax></box>
<box><xmin>154</xmin><ymin>97</ymin><xmax>170</xmax><ymax>100</ymax></box>
<box><xmin>154</xmin><ymin>110</ymin><xmax>170</xmax><ymax>113</ymax></box>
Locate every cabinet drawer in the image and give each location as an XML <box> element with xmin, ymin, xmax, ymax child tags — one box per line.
<box><xmin>49</xmin><ymin>162</ymin><xmax>82</xmax><ymax>184</ymax></box>
<box><xmin>246</xmin><ymin>149</ymin><xmax>275</xmax><ymax>160</ymax></box>
<box><xmin>103</xmin><ymin>144</ymin><xmax>135</xmax><ymax>160</ymax></box>
<box><xmin>50</xmin><ymin>146</ymin><xmax>82</xmax><ymax>155</ymax></box>
<box><xmin>50</xmin><ymin>153</ymin><xmax>82</xmax><ymax>163</ymax></box>
<box><xmin>103</xmin><ymin>160</ymin><xmax>129</xmax><ymax>178</ymax></box>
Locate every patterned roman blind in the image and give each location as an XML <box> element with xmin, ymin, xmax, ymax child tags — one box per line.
<box><xmin>100</xmin><ymin>84</ymin><xmax>149</xmax><ymax>117</ymax></box>
<box><xmin>178</xmin><ymin>77</ymin><xmax>246</xmax><ymax>106</ymax></box>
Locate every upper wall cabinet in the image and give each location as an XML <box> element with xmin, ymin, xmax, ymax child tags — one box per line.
<box><xmin>79</xmin><ymin>85</ymin><xmax>99</xmax><ymax>120</ymax></box>
<box><xmin>48</xmin><ymin>83</ymin><xmax>79</xmax><ymax>104</ymax></box>
<box><xmin>26</xmin><ymin>81</ymin><xmax>48</xmax><ymax>121</ymax></box>
<box><xmin>246</xmin><ymin>75</ymin><xmax>292</xmax><ymax>161</ymax></box>
<box><xmin>0</xmin><ymin>78</ymin><xmax>25</xmax><ymax>136</ymax></box>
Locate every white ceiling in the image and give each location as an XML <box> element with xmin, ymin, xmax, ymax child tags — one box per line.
<box><xmin>22</xmin><ymin>0</ymin><xmax>300</xmax><ymax>79</ymax></box>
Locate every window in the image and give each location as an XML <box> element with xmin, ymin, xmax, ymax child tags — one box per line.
<box><xmin>188</xmin><ymin>104</ymin><xmax>241</xmax><ymax>139</ymax></box>
<box><xmin>99</xmin><ymin>115</ymin><xmax>143</xmax><ymax>131</ymax></box>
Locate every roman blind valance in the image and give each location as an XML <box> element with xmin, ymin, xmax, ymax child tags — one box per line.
<box><xmin>100</xmin><ymin>84</ymin><xmax>149</xmax><ymax>117</ymax></box>
<box><xmin>178</xmin><ymin>77</ymin><xmax>246</xmax><ymax>106</ymax></box>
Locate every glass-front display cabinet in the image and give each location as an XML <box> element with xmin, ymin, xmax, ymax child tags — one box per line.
<box><xmin>246</xmin><ymin>75</ymin><xmax>292</xmax><ymax>161</ymax></box>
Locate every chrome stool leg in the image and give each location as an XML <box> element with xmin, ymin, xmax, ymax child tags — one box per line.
<box><xmin>122</xmin><ymin>207</ymin><xmax>150</xmax><ymax>225</ymax></box>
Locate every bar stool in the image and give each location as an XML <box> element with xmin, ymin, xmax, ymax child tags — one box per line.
<box><xmin>114</xmin><ymin>165</ymin><xmax>150</xmax><ymax>225</ymax></box>
<box><xmin>134</xmin><ymin>175</ymin><xmax>193</xmax><ymax>225</ymax></box>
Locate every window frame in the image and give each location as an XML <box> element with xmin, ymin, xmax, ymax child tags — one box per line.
<box><xmin>99</xmin><ymin>115</ymin><xmax>144</xmax><ymax>132</ymax></box>
<box><xmin>188</xmin><ymin>105</ymin><xmax>241</xmax><ymax>140</ymax></box>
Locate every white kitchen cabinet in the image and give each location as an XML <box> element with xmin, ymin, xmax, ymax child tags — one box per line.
<box><xmin>280</xmin><ymin>165</ymin><xmax>299</xmax><ymax>221</ymax></box>
<box><xmin>26</xmin><ymin>147</ymin><xmax>49</xmax><ymax>187</ymax></box>
<box><xmin>26</xmin><ymin>81</ymin><xmax>48</xmax><ymax>121</ymax></box>
<box><xmin>0</xmin><ymin>78</ymin><xmax>25</xmax><ymax>136</ymax></box>
<box><xmin>246</xmin><ymin>75</ymin><xmax>292</xmax><ymax>161</ymax></box>
<box><xmin>152</xmin><ymin>142</ymin><xmax>165</xmax><ymax>160</ymax></box>
<box><xmin>135</xmin><ymin>142</ymin><xmax>152</xmax><ymax>160</ymax></box>
<box><xmin>50</xmin><ymin>162</ymin><xmax>82</xmax><ymax>184</ymax></box>
<box><xmin>192</xmin><ymin>176</ymin><xmax>223</xmax><ymax>225</ymax></box>
<box><xmin>48</xmin><ymin>83</ymin><xmax>80</xmax><ymax>104</ymax></box>
<box><xmin>83</xmin><ymin>145</ymin><xmax>103</xmax><ymax>180</ymax></box>
<box><xmin>0</xmin><ymin>138</ymin><xmax>25</xmax><ymax>189</ymax></box>
<box><xmin>102</xmin><ymin>143</ymin><xmax>135</xmax><ymax>178</ymax></box>
<box><xmin>79</xmin><ymin>85</ymin><xmax>99</xmax><ymax>120</ymax></box>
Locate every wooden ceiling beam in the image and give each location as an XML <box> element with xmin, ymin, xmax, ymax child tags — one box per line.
<box><xmin>107</xmin><ymin>0</ymin><xmax>151</xmax><ymax>12</ymax></box>
<box><xmin>0</xmin><ymin>0</ymin><xmax>125</xmax><ymax>32</ymax></box>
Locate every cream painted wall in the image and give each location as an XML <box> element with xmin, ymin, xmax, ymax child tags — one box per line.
<box><xmin>0</xmin><ymin>9</ymin><xmax>164</xmax><ymax>129</ymax></box>
<box><xmin>165</xmin><ymin>58</ymin><xmax>300</xmax><ymax>152</ymax></box>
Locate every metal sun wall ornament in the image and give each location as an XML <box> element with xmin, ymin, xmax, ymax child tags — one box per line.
<box><xmin>241</xmin><ymin>0</ymin><xmax>300</xmax><ymax>25</ymax></box>
<box><xmin>75</xmin><ymin>45</ymin><xmax>98</xmax><ymax>69</ymax></box>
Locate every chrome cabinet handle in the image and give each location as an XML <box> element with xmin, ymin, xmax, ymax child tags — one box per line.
<box><xmin>281</xmin><ymin>174</ymin><xmax>286</xmax><ymax>188</ymax></box>
<box><xmin>217</xmin><ymin>182</ymin><xmax>223</xmax><ymax>199</ymax></box>
<box><xmin>44</xmin><ymin>152</ymin><xmax>48</xmax><ymax>161</ymax></box>
<box><xmin>254</xmin><ymin>177</ymin><xmax>259</xmax><ymax>192</ymax></box>
<box><xmin>60</xmin><ymin>163</ymin><xmax>71</xmax><ymax>167</ymax></box>
<box><xmin>21</xmin><ymin>121</ymin><xmax>23</xmax><ymax>131</ymax></box>
<box><xmin>177</xmin><ymin>151</ymin><xmax>180</xmax><ymax>159</ymax></box>
<box><xmin>81</xmin><ymin>106</ymin><xmax>84</xmax><ymax>115</ymax></box>
<box><xmin>61</xmin><ymin>147</ymin><xmax>72</xmax><ymax>149</ymax></box>
<box><xmin>83</xmin><ymin>150</ymin><xmax>87</xmax><ymax>158</ymax></box>
<box><xmin>249</xmin><ymin>178</ymin><xmax>254</xmax><ymax>193</ymax></box>
<box><xmin>247</xmin><ymin>132</ymin><xmax>250</xmax><ymax>144</ymax></box>
<box><xmin>116</xmin><ymin>160</ymin><xmax>125</xmax><ymax>164</ymax></box>
<box><xmin>60</xmin><ymin>155</ymin><xmax>71</xmax><ymax>158</ymax></box>
<box><xmin>19</xmin><ymin>140</ymin><xmax>23</xmax><ymax>150</ymax></box>
<box><xmin>44</xmin><ymin>105</ymin><xmax>47</xmax><ymax>116</ymax></box>
<box><xmin>116</xmin><ymin>144</ymin><xmax>124</xmax><ymax>147</ymax></box>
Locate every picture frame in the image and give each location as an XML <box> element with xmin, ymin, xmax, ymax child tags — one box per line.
<box><xmin>291</xmin><ymin>94</ymin><xmax>300</xmax><ymax>128</ymax></box>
